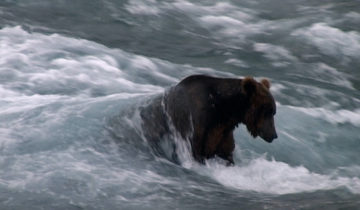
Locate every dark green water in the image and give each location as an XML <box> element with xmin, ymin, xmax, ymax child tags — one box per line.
<box><xmin>0</xmin><ymin>0</ymin><xmax>359</xmax><ymax>209</ymax></box>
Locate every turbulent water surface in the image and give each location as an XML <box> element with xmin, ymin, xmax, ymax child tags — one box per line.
<box><xmin>1</xmin><ymin>0</ymin><xmax>360</xmax><ymax>209</ymax></box>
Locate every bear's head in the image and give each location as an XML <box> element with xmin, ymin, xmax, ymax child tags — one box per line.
<box><xmin>241</xmin><ymin>77</ymin><xmax>277</xmax><ymax>143</ymax></box>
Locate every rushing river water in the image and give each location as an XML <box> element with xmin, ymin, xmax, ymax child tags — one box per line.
<box><xmin>0</xmin><ymin>0</ymin><xmax>360</xmax><ymax>209</ymax></box>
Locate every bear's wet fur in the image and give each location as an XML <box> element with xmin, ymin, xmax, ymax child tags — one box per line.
<box><xmin>140</xmin><ymin>75</ymin><xmax>277</xmax><ymax>165</ymax></box>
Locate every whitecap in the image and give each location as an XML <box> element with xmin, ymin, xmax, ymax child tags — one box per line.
<box><xmin>254</xmin><ymin>43</ymin><xmax>298</xmax><ymax>67</ymax></box>
<box><xmin>311</xmin><ymin>63</ymin><xmax>353</xmax><ymax>89</ymax></box>
<box><xmin>1</xmin><ymin>26</ymin><xmax>224</xmax><ymax>98</ymax></box>
<box><xmin>198</xmin><ymin>158</ymin><xmax>360</xmax><ymax>195</ymax></box>
<box><xmin>165</xmin><ymin>1</ymin><xmax>263</xmax><ymax>46</ymax></box>
<box><xmin>345</xmin><ymin>12</ymin><xmax>360</xmax><ymax>21</ymax></box>
<box><xmin>288</xmin><ymin>106</ymin><xmax>360</xmax><ymax>127</ymax></box>
<box><xmin>0</xmin><ymin>85</ymin><xmax>21</xmax><ymax>98</ymax></box>
<box><xmin>0</xmin><ymin>26</ymin><xmax>167</xmax><ymax>97</ymax></box>
<box><xmin>224</xmin><ymin>58</ymin><xmax>249</xmax><ymax>68</ymax></box>
<box><xmin>199</xmin><ymin>15</ymin><xmax>261</xmax><ymax>45</ymax></box>
<box><xmin>125</xmin><ymin>0</ymin><xmax>161</xmax><ymax>16</ymax></box>
<box><xmin>172</xmin><ymin>1</ymin><xmax>253</xmax><ymax>19</ymax></box>
<box><xmin>292</xmin><ymin>23</ymin><xmax>360</xmax><ymax>60</ymax></box>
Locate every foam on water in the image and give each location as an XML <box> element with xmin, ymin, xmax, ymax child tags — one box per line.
<box><xmin>1</xmin><ymin>0</ymin><xmax>360</xmax><ymax>208</ymax></box>
<box><xmin>0</xmin><ymin>26</ymin><xmax>168</xmax><ymax>97</ymax></box>
<box><xmin>292</xmin><ymin>23</ymin><xmax>360</xmax><ymax>60</ymax></box>
<box><xmin>124</xmin><ymin>0</ymin><xmax>272</xmax><ymax>47</ymax></box>
<box><xmin>169</xmin><ymin>127</ymin><xmax>360</xmax><ymax>195</ymax></box>
<box><xmin>200</xmin><ymin>158</ymin><xmax>360</xmax><ymax>195</ymax></box>
<box><xmin>125</xmin><ymin>0</ymin><xmax>161</xmax><ymax>16</ymax></box>
<box><xmin>151</xmin><ymin>95</ymin><xmax>360</xmax><ymax>195</ymax></box>
<box><xmin>0</xmin><ymin>25</ymin><xmax>231</xmax><ymax>103</ymax></box>
<box><xmin>289</xmin><ymin>106</ymin><xmax>360</xmax><ymax>127</ymax></box>
<box><xmin>122</xmin><ymin>0</ymin><xmax>358</xmax><ymax>93</ymax></box>
<box><xmin>253</xmin><ymin>43</ymin><xmax>298</xmax><ymax>67</ymax></box>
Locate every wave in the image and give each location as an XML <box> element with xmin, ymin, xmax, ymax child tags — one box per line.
<box><xmin>288</xmin><ymin>106</ymin><xmax>360</xmax><ymax>127</ymax></box>
<box><xmin>134</xmin><ymin>95</ymin><xmax>360</xmax><ymax>195</ymax></box>
<box><xmin>0</xmin><ymin>26</ymin><xmax>231</xmax><ymax>100</ymax></box>
<box><xmin>199</xmin><ymin>157</ymin><xmax>360</xmax><ymax>195</ymax></box>
<box><xmin>292</xmin><ymin>23</ymin><xmax>360</xmax><ymax>60</ymax></box>
<box><xmin>0</xmin><ymin>26</ymin><xmax>165</xmax><ymax>98</ymax></box>
<box><xmin>0</xmin><ymin>22</ymin><xmax>359</xmax><ymax>210</ymax></box>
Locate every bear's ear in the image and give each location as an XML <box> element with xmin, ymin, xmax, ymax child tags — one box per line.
<box><xmin>261</xmin><ymin>79</ymin><xmax>270</xmax><ymax>89</ymax></box>
<box><xmin>242</xmin><ymin>77</ymin><xmax>257</xmax><ymax>96</ymax></box>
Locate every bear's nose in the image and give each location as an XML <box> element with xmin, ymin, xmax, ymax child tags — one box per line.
<box><xmin>273</xmin><ymin>132</ymin><xmax>278</xmax><ymax>140</ymax></box>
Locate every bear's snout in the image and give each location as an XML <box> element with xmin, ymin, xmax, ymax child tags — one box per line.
<box><xmin>259</xmin><ymin>129</ymin><xmax>277</xmax><ymax>143</ymax></box>
<box><xmin>265</xmin><ymin>132</ymin><xmax>277</xmax><ymax>143</ymax></box>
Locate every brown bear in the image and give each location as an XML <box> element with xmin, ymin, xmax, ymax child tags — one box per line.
<box><xmin>140</xmin><ymin>74</ymin><xmax>277</xmax><ymax>165</ymax></box>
